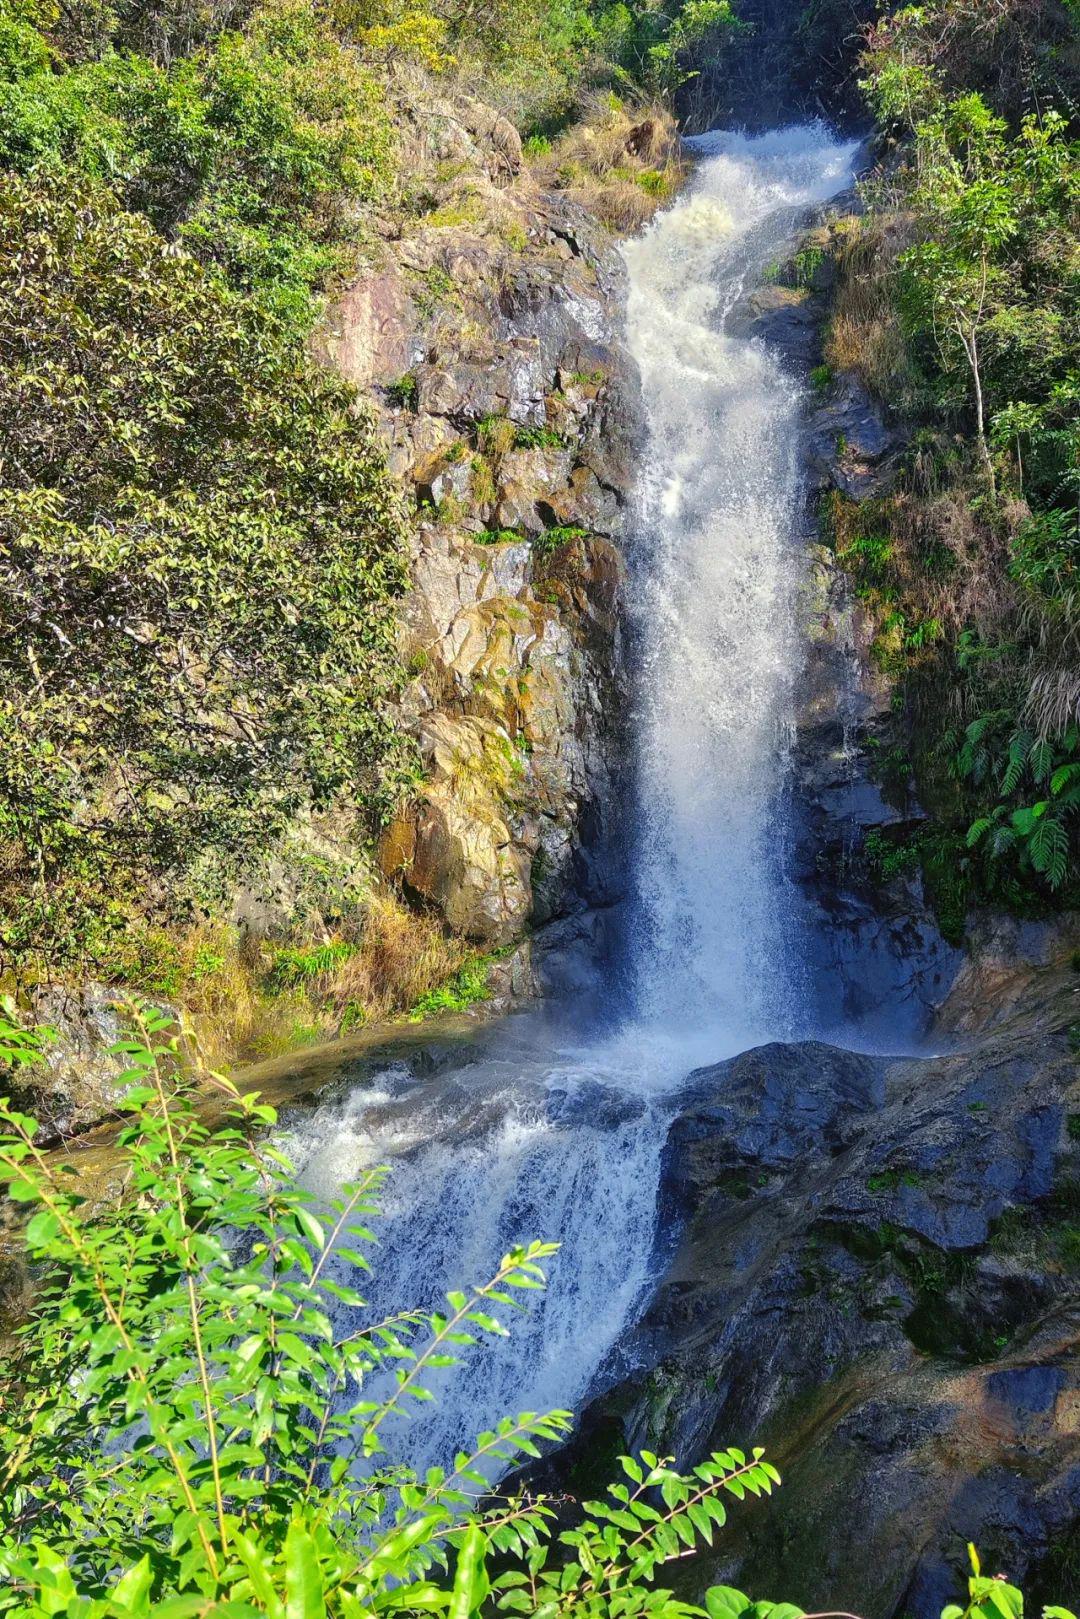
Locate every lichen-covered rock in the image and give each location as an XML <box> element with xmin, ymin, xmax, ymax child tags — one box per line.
<box><xmin>323</xmin><ymin>90</ymin><xmax>641</xmax><ymax>969</ymax></box>
<box><xmin>21</xmin><ymin>984</ymin><xmax>151</xmax><ymax>1142</ymax></box>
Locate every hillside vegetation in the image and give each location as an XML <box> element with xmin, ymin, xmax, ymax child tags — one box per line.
<box><xmin>821</xmin><ymin>0</ymin><xmax>1080</xmax><ymax>931</ymax></box>
<box><xmin>0</xmin><ymin>0</ymin><xmax>717</xmax><ymax>1042</ymax></box>
<box><xmin>0</xmin><ymin>1</ymin><xmax>413</xmax><ymax>1002</ymax></box>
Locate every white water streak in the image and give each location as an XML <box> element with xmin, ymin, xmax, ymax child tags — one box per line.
<box><xmin>624</xmin><ymin>126</ymin><xmax>859</xmax><ymax>1044</ymax></box>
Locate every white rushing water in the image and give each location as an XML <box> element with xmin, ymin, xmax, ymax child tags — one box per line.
<box><xmin>288</xmin><ymin>124</ymin><xmax>860</xmax><ymax>1481</ymax></box>
<box><xmin>624</xmin><ymin>125</ymin><xmax>860</xmax><ymax>1043</ymax></box>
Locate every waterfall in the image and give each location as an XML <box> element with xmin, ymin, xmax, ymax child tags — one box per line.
<box><xmin>289</xmin><ymin>1040</ymin><xmax>672</xmax><ymax>1478</ymax></box>
<box><xmin>624</xmin><ymin>126</ymin><xmax>860</xmax><ymax>1042</ymax></box>
<box><xmin>287</xmin><ymin>124</ymin><xmax>860</xmax><ymax>1481</ymax></box>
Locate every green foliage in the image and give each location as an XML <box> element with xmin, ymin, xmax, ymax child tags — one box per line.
<box><xmin>0</xmin><ymin>0</ymin><xmax>393</xmax><ymax>327</ymax></box>
<box><xmin>889</xmin><ymin>100</ymin><xmax>1076</xmax><ymax>501</ymax></box>
<box><xmin>958</xmin><ymin>718</ymin><xmax>1080</xmax><ymax>890</ymax></box>
<box><xmin>0</xmin><ymin>0</ymin><xmax>417</xmax><ymax>982</ymax></box>
<box><xmin>514</xmin><ymin>423</ymin><xmax>568</xmax><ymax>450</ymax></box>
<box><xmin>791</xmin><ymin>245</ymin><xmax>824</xmax><ymax>287</ymax></box>
<box><xmin>266</xmin><ymin>940</ymin><xmax>358</xmax><ymax>992</ymax></box>
<box><xmin>636</xmin><ymin>166</ymin><xmax>670</xmax><ymax>197</ymax></box>
<box><xmin>840</xmin><ymin>530</ymin><xmax>894</xmax><ymax>587</ymax></box>
<box><xmin>863</xmin><ymin>829</ymin><xmax>922</xmax><ymax>883</ymax></box>
<box><xmin>407</xmin><ymin>953</ymin><xmax>496</xmax><ymax>1018</ymax></box>
<box><xmin>0</xmin><ymin>1003</ymin><xmax>799</xmax><ymax>1618</ymax></box>
<box><xmin>0</xmin><ymin>170</ymin><xmax>411</xmax><ymax>977</ymax></box>
<box><xmin>387</xmin><ymin>373</ymin><xmax>420</xmax><ymax>409</ymax></box>
<box><xmin>592</xmin><ymin>0</ymin><xmax>742</xmax><ymax>95</ymax></box>
<box><xmin>944</xmin><ymin>1543</ymin><xmax>1076</xmax><ymax>1619</ymax></box>
<box><xmin>866</xmin><ymin>1168</ymin><xmax>921</xmax><ymax>1193</ymax></box>
<box><xmin>533</xmin><ymin>523</ymin><xmax>589</xmax><ymax>558</ymax></box>
<box><xmin>847</xmin><ymin>11</ymin><xmax>1080</xmax><ymax>912</ymax></box>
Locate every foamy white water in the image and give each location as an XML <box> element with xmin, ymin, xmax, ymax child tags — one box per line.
<box><xmin>288</xmin><ymin>125</ymin><xmax>860</xmax><ymax>1480</ymax></box>
<box><xmin>624</xmin><ymin>126</ymin><xmax>860</xmax><ymax>1042</ymax></box>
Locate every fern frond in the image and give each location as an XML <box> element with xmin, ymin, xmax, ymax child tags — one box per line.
<box><xmin>1051</xmin><ymin>761</ymin><xmax>1080</xmax><ymax>796</ymax></box>
<box><xmin>1029</xmin><ymin>738</ymin><xmax>1054</xmax><ymax>785</ymax></box>
<box><xmin>1027</xmin><ymin>815</ymin><xmax>1069</xmax><ymax>887</ymax></box>
<box><xmin>990</xmin><ymin>825</ymin><xmax>1017</xmax><ymax>857</ymax></box>
<box><xmin>1001</xmin><ymin>729</ymin><xmax>1033</xmax><ymax>794</ymax></box>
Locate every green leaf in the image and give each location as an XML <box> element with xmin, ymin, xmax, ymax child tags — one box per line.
<box><xmin>235</xmin><ymin>1531</ymin><xmax>285</xmax><ymax>1619</ymax></box>
<box><xmin>284</xmin><ymin>1519</ymin><xmax>325</xmax><ymax>1619</ymax></box>
<box><xmin>25</xmin><ymin>1209</ymin><xmax>60</xmax><ymax>1247</ymax></box>
<box><xmin>292</xmin><ymin>1206</ymin><xmax>326</xmax><ymax>1249</ymax></box>
<box><xmin>449</xmin><ymin>1525</ymin><xmax>489</xmax><ymax>1619</ymax></box>
<box><xmin>112</xmin><ymin>1556</ymin><xmax>154</xmax><ymax>1614</ymax></box>
<box><xmin>705</xmin><ymin>1587</ymin><xmax>754</xmax><ymax>1619</ymax></box>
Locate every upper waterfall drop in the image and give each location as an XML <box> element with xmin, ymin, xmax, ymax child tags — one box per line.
<box><xmin>621</xmin><ymin>125</ymin><xmax>860</xmax><ymax>1048</ymax></box>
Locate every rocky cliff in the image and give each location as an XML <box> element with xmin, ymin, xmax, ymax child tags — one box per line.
<box><xmin>320</xmin><ymin>91</ymin><xmax>646</xmax><ymax>991</ymax></box>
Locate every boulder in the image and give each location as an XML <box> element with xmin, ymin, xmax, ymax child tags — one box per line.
<box><xmin>547</xmin><ymin>969</ymin><xmax>1080</xmax><ymax>1615</ymax></box>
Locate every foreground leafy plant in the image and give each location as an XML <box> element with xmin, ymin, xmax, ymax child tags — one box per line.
<box><xmin>0</xmin><ymin>1006</ymin><xmax>1072</xmax><ymax>1617</ymax></box>
<box><xmin>0</xmin><ymin>1005</ymin><xmax>786</xmax><ymax>1616</ymax></box>
<box><xmin>942</xmin><ymin>1545</ymin><xmax>1074</xmax><ymax>1619</ymax></box>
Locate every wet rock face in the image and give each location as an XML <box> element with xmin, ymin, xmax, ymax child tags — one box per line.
<box><xmin>555</xmin><ymin>963</ymin><xmax>1080</xmax><ymax>1615</ymax></box>
<box><xmin>732</xmin><ymin>205</ymin><xmax>964</xmax><ymax>1042</ymax></box>
<box><xmin>321</xmin><ymin>96</ymin><xmax>640</xmax><ymax>965</ymax></box>
<box><xmin>790</xmin><ymin>537</ymin><xmax>964</xmax><ymax>1041</ymax></box>
<box><xmin>16</xmin><ymin>984</ymin><xmax>138</xmax><ymax>1142</ymax></box>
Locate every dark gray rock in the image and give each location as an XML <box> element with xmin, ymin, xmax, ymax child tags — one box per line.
<box><xmin>805</xmin><ymin>371</ymin><xmax>903</xmax><ymax>498</ymax></box>
<box><xmin>548</xmin><ymin>969</ymin><xmax>1080</xmax><ymax>1616</ymax></box>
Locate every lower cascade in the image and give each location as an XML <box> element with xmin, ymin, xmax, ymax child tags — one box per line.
<box><xmin>288</xmin><ymin>124</ymin><xmax>868</xmax><ymax>1481</ymax></box>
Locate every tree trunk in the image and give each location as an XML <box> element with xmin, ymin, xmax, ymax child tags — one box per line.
<box><xmin>960</xmin><ymin>322</ymin><xmax>996</xmax><ymax>497</ymax></box>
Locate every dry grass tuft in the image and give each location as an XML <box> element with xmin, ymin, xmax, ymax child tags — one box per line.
<box><xmin>326</xmin><ymin>890</ymin><xmax>472</xmax><ymax>1024</ymax></box>
<box><xmin>824</xmin><ymin>213</ymin><xmax>919</xmax><ymax>403</ymax></box>
<box><xmin>172</xmin><ymin>888</ymin><xmax>480</xmax><ymax>1066</ymax></box>
<box><xmin>126</xmin><ymin>923</ymin><xmax>260</xmax><ymax>1070</ymax></box>
<box><xmin>528</xmin><ymin>98</ymin><xmax>685</xmax><ymax>235</ymax></box>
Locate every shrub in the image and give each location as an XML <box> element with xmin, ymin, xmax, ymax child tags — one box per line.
<box><xmin>0</xmin><ymin>1003</ymin><xmax>794</xmax><ymax>1616</ymax></box>
<box><xmin>0</xmin><ymin>1</ymin><xmax>394</xmax><ymax>326</ymax></box>
<box><xmin>0</xmin><ymin>173</ymin><xmax>411</xmax><ymax>978</ymax></box>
